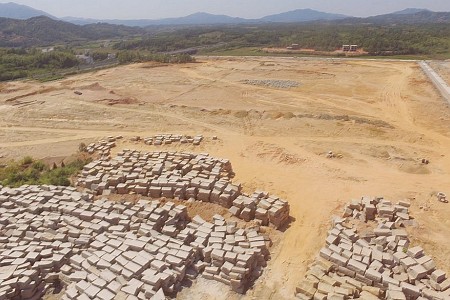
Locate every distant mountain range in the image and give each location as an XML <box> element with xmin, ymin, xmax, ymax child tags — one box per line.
<box><xmin>61</xmin><ymin>9</ymin><xmax>349</xmax><ymax>26</ymax></box>
<box><xmin>0</xmin><ymin>16</ymin><xmax>146</xmax><ymax>47</ymax></box>
<box><xmin>260</xmin><ymin>9</ymin><xmax>347</xmax><ymax>23</ymax></box>
<box><xmin>0</xmin><ymin>2</ymin><xmax>55</xmax><ymax>19</ymax></box>
<box><xmin>332</xmin><ymin>10</ymin><xmax>450</xmax><ymax>25</ymax></box>
<box><xmin>2</xmin><ymin>2</ymin><xmax>447</xmax><ymax>27</ymax></box>
<box><xmin>392</xmin><ymin>8</ymin><xmax>431</xmax><ymax>15</ymax></box>
<box><xmin>62</xmin><ymin>12</ymin><xmax>250</xmax><ymax>27</ymax></box>
<box><xmin>0</xmin><ymin>3</ymin><xmax>449</xmax><ymax>48</ymax></box>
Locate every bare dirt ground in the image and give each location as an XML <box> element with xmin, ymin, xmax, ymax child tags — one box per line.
<box><xmin>1</xmin><ymin>56</ymin><xmax>450</xmax><ymax>299</ymax></box>
<box><xmin>263</xmin><ymin>47</ymin><xmax>368</xmax><ymax>56</ymax></box>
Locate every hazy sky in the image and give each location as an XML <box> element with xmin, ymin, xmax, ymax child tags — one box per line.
<box><xmin>2</xmin><ymin>0</ymin><xmax>450</xmax><ymax>19</ymax></box>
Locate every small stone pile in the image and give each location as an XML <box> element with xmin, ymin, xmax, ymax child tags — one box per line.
<box><xmin>85</xmin><ymin>136</ymin><xmax>121</xmax><ymax>158</ymax></box>
<box><xmin>77</xmin><ymin>150</ymin><xmax>290</xmax><ymax>229</ymax></box>
<box><xmin>229</xmin><ymin>191</ymin><xmax>290</xmax><ymax>228</ymax></box>
<box><xmin>241</xmin><ymin>79</ymin><xmax>300</xmax><ymax>89</ymax></box>
<box><xmin>0</xmin><ymin>185</ymin><xmax>271</xmax><ymax>299</ymax></box>
<box><xmin>295</xmin><ymin>196</ymin><xmax>450</xmax><ymax>300</ymax></box>
<box><xmin>191</xmin><ymin>215</ymin><xmax>271</xmax><ymax>294</ymax></box>
<box><xmin>86</xmin><ymin>133</ymin><xmax>208</xmax><ymax>159</ymax></box>
<box><xmin>142</xmin><ymin>134</ymin><xmax>204</xmax><ymax>146</ymax></box>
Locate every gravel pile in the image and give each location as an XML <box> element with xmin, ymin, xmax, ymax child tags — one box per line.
<box><xmin>241</xmin><ymin>79</ymin><xmax>300</xmax><ymax>89</ymax></box>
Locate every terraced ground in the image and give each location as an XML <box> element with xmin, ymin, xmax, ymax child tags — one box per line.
<box><xmin>0</xmin><ymin>56</ymin><xmax>450</xmax><ymax>299</ymax></box>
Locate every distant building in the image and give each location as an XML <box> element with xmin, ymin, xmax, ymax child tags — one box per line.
<box><xmin>342</xmin><ymin>44</ymin><xmax>358</xmax><ymax>52</ymax></box>
<box><xmin>287</xmin><ymin>43</ymin><xmax>300</xmax><ymax>50</ymax></box>
<box><xmin>41</xmin><ymin>47</ymin><xmax>54</xmax><ymax>53</ymax></box>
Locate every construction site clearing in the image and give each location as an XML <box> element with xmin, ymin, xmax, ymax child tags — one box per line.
<box><xmin>0</xmin><ymin>56</ymin><xmax>450</xmax><ymax>299</ymax></box>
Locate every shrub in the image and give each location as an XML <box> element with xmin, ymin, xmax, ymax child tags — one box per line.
<box><xmin>0</xmin><ymin>156</ymin><xmax>91</xmax><ymax>188</ymax></box>
<box><xmin>21</xmin><ymin>156</ymin><xmax>34</xmax><ymax>165</ymax></box>
<box><xmin>78</xmin><ymin>142</ymin><xmax>87</xmax><ymax>152</ymax></box>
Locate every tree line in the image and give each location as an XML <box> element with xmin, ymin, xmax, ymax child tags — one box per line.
<box><xmin>0</xmin><ymin>46</ymin><xmax>195</xmax><ymax>82</ymax></box>
<box><xmin>114</xmin><ymin>23</ymin><xmax>450</xmax><ymax>57</ymax></box>
<box><xmin>0</xmin><ymin>48</ymin><xmax>79</xmax><ymax>81</ymax></box>
<box><xmin>117</xmin><ymin>51</ymin><xmax>195</xmax><ymax>64</ymax></box>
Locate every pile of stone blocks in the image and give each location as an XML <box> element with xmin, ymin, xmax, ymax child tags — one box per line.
<box><xmin>85</xmin><ymin>136</ymin><xmax>121</xmax><ymax>158</ymax></box>
<box><xmin>295</xmin><ymin>196</ymin><xmax>450</xmax><ymax>300</ymax></box>
<box><xmin>189</xmin><ymin>214</ymin><xmax>271</xmax><ymax>293</ymax></box>
<box><xmin>143</xmin><ymin>134</ymin><xmax>204</xmax><ymax>146</ymax></box>
<box><xmin>77</xmin><ymin>150</ymin><xmax>290</xmax><ymax>229</ymax></box>
<box><xmin>229</xmin><ymin>191</ymin><xmax>290</xmax><ymax>228</ymax></box>
<box><xmin>0</xmin><ymin>184</ymin><xmax>271</xmax><ymax>299</ymax></box>
<box><xmin>84</xmin><ymin>133</ymin><xmax>207</xmax><ymax>160</ymax></box>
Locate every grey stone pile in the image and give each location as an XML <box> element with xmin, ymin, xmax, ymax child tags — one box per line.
<box><xmin>86</xmin><ymin>133</ymin><xmax>207</xmax><ymax>159</ymax></box>
<box><xmin>0</xmin><ymin>184</ymin><xmax>271</xmax><ymax>299</ymax></box>
<box><xmin>142</xmin><ymin>134</ymin><xmax>204</xmax><ymax>146</ymax></box>
<box><xmin>77</xmin><ymin>150</ymin><xmax>290</xmax><ymax>229</ymax></box>
<box><xmin>85</xmin><ymin>136</ymin><xmax>121</xmax><ymax>158</ymax></box>
<box><xmin>241</xmin><ymin>79</ymin><xmax>300</xmax><ymax>89</ymax></box>
<box><xmin>295</xmin><ymin>196</ymin><xmax>450</xmax><ymax>300</ymax></box>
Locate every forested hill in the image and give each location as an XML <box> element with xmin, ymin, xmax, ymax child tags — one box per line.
<box><xmin>113</xmin><ymin>22</ymin><xmax>450</xmax><ymax>57</ymax></box>
<box><xmin>0</xmin><ymin>2</ymin><xmax>54</xmax><ymax>19</ymax></box>
<box><xmin>0</xmin><ymin>16</ymin><xmax>145</xmax><ymax>47</ymax></box>
<box><xmin>1</xmin><ymin>11</ymin><xmax>450</xmax><ymax>58</ymax></box>
<box><xmin>334</xmin><ymin>10</ymin><xmax>450</xmax><ymax>24</ymax></box>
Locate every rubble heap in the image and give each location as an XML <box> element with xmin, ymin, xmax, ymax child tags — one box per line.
<box><xmin>77</xmin><ymin>150</ymin><xmax>290</xmax><ymax>229</ymax></box>
<box><xmin>295</xmin><ymin>197</ymin><xmax>450</xmax><ymax>300</ymax></box>
<box><xmin>0</xmin><ymin>185</ymin><xmax>271</xmax><ymax>299</ymax></box>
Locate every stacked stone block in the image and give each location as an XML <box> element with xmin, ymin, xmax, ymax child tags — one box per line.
<box><xmin>295</xmin><ymin>196</ymin><xmax>450</xmax><ymax>300</ymax></box>
<box><xmin>189</xmin><ymin>214</ymin><xmax>271</xmax><ymax>293</ymax></box>
<box><xmin>85</xmin><ymin>133</ymin><xmax>208</xmax><ymax>160</ymax></box>
<box><xmin>229</xmin><ymin>191</ymin><xmax>290</xmax><ymax>228</ymax></box>
<box><xmin>85</xmin><ymin>136</ymin><xmax>121</xmax><ymax>159</ymax></box>
<box><xmin>0</xmin><ymin>184</ymin><xmax>270</xmax><ymax>299</ymax></box>
<box><xmin>77</xmin><ymin>150</ymin><xmax>290</xmax><ymax>229</ymax></box>
<box><xmin>143</xmin><ymin>134</ymin><xmax>204</xmax><ymax>146</ymax></box>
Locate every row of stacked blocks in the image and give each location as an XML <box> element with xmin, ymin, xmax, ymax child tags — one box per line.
<box><xmin>0</xmin><ymin>185</ymin><xmax>271</xmax><ymax>300</ymax></box>
<box><xmin>85</xmin><ymin>136</ymin><xmax>121</xmax><ymax>159</ymax></box>
<box><xmin>84</xmin><ymin>133</ymin><xmax>206</xmax><ymax>161</ymax></box>
<box><xmin>141</xmin><ymin>134</ymin><xmax>204</xmax><ymax>146</ymax></box>
<box><xmin>295</xmin><ymin>196</ymin><xmax>450</xmax><ymax>300</ymax></box>
<box><xmin>77</xmin><ymin>150</ymin><xmax>290</xmax><ymax>229</ymax></box>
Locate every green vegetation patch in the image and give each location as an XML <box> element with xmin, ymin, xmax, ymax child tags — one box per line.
<box><xmin>0</xmin><ymin>156</ymin><xmax>91</xmax><ymax>187</ymax></box>
<box><xmin>115</xmin><ymin>24</ymin><xmax>450</xmax><ymax>59</ymax></box>
<box><xmin>0</xmin><ymin>48</ymin><xmax>79</xmax><ymax>81</ymax></box>
<box><xmin>117</xmin><ymin>51</ymin><xmax>195</xmax><ymax>64</ymax></box>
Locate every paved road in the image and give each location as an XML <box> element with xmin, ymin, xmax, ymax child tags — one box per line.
<box><xmin>418</xmin><ymin>61</ymin><xmax>450</xmax><ymax>105</ymax></box>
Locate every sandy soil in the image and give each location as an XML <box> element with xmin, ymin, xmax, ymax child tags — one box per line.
<box><xmin>263</xmin><ymin>47</ymin><xmax>368</xmax><ymax>56</ymax></box>
<box><xmin>1</xmin><ymin>56</ymin><xmax>450</xmax><ymax>299</ymax></box>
